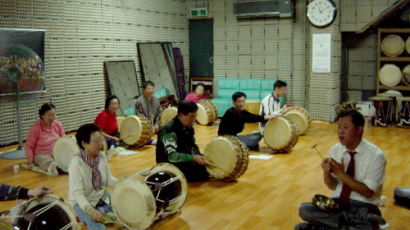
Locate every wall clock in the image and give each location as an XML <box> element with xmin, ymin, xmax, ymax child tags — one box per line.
<box><xmin>307</xmin><ymin>0</ymin><xmax>337</xmax><ymax>28</ymax></box>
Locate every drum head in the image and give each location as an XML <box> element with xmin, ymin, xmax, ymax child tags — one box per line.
<box><xmin>160</xmin><ymin>107</ymin><xmax>178</xmax><ymax>127</ymax></box>
<box><xmin>380</xmin><ymin>64</ymin><xmax>402</xmax><ymax>87</ymax></box>
<box><xmin>407</xmin><ymin>36</ymin><xmax>410</xmax><ymax>55</ymax></box>
<box><xmin>203</xmin><ymin>137</ymin><xmax>238</xmax><ymax>179</ymax></box>
<box><xmin>381</xmin><ymin>34</ymin><xmax>405</xmax><ymax>57</ymax></box>
<box><xmin>281</xmin><ymin>107</ymin><xmax>310</xmax><ymax>135</ymax></box>
<box><xmin>112</xmin><ymin>175</ymin><xmax>156</xmax><ymax>230</ymax></box>
<box><xmin>15</xmin><ymin>195</ymin><xmax>79</xmax><ymax>230</ymax></box>
<box><xmin>53</xmin><ymin>136</ymin><xmax>79</xmax><ymax>172</ymax></box>
<box><xmin>403</xmin><ymin>65</ymin><xmax>410</xmax><ymax>86</ymax></box>
<box><xmin>117</xmin><ymin>116</ymin><xmax>126</xmax><ymax>132</ymax></box>
<box><xmin>120</xmin><ymin>116</ymin><xmax>143</xmax><ymax>145</ymax></box>
<box><xmin>369</xmin><ymin>96</ymin><xmax>392</xmax><ymax>101</ymax></box>
<box><xmin>284</xmin><ymin>112</ymin><xmax>308</xmax><ymax>136</ymax></box>
<box><xmin>196</xmin><ymin>103</ymin><xmax>211</xmax><ymax>125</ymax></box>
<box><xmin>144</xmin><ymin>163</ymin><xmax>188</xmax><ymax>213</ymax></box>
<box><xmin>263</xmin><ymin>117</ymin><xmax>298</xmax><ymax>151</ymax></box>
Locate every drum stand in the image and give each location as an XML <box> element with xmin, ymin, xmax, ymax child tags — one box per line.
<box><xmin>0</xmin><ymin>75</ymin><xmax>46</xmax><ymax>158</ymax></box>
<box><xmin>398</xmin><ymin>101</ymin><xmax>410</xmax><ymax>126</ymax></box>
<box><xmin>374</xmin><ymin>101</ymin><xmax>392</xmax><ymax>127</ymax></box>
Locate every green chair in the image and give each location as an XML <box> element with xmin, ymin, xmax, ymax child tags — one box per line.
<box><xmin>211</xmin><ymin>78</ymin><xmax>240</xmax><ymax>117</ymax></box>
<box><xmin>212</xmin><ymin>78</ymin><xmax>286</xmax><ymax>117</ymax></box>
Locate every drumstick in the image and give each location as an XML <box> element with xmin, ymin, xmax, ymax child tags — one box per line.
<box><xmin>311</xmin><ymin>144</ymin><xmax>324</xmax><ymax>160</ymax></box>
<box><xmin>119</xmin><ymin>135</ymin><xmax>132</xmax><ymax>141</ymax></box>
<box><xmin>204</xmin><ymin>160</ymin><xmax>229</xmax><ymax>173</ymax></box>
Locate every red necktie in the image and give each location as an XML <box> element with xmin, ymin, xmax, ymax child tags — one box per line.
<box><xmin>339</xmin><ymin>151</ymin><xmax>356</xmax><ymax>206</ymax></box>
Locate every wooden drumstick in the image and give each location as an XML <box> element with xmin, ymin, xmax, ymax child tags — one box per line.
<box><xmin>204</xmin><ymin>160</ymin><xmax>229</xmax><ymax>173</ymax></box>
<box><xmin>311</xmin><ymin>144</ymin><xmax>324</xmax><ymax>160</ymax></box>
<box><xmin>119</xmin><ymin>135</ymin><xmax>133</xmax><ymax>141</ymax></box>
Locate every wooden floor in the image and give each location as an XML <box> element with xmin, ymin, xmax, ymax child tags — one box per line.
<box><xmin>0</xmin><ymin>121</ymin><xmax>409</xmax><ymax>229</ymax></box>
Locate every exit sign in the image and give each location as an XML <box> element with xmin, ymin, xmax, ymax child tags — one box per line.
<box><xmin>190</xmin><ymin>8</ymin><xmax>208</xmax><ymax>17</ymax></box>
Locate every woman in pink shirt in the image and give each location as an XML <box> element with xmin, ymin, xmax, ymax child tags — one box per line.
<box><xmin>25</xmin><ymin>103</ymin><xmax>65</xmax><ymax>176</ymax></box>
<box><xmin>184</xmin><ymin>83</ymin><xmax>207</xmax><ymax>103</ymax></box>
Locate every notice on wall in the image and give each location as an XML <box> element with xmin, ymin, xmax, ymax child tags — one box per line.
<box><xmin>312</xmin><ymin>33</ymin><xmax>331</xmax><ymax>73</ymax></box>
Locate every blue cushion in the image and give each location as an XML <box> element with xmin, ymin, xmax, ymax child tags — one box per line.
<box><xmin>260</xmin><ymin>79</ymin><xmax>276</xmax><ymax>91</ymax></box>
<box><xmin>213</xmin><ymin>78</ymin><xmax>287</xmax><ymax>117</ymax></box>
<box><xmin>246</xmin><ymin>90</ymin><xmax>260</xmax><ymax>99</ymax></box>
<box><xmin>217</xmin><ymin>89</ymin><xmax>238</xmax><ymax>99</ymax></box>
<box><xmin>123</xmin><ymin>106</ymin><xmax>136</xmax><ymax>115</ymax></box>
<box><xmin>218</xmin><ymin>78</ymin><xmax>239</xmax><ymax>89</ymax></box>
<box><xmin>239</xmin><ymin>78</ymin><xmax>261</xmax><ymax>90</ymax></box>
<box><xmin>212</xmin><ymin>98</ymin><xmax>232</xmax><ymax>117</ymax></box>
<box><xmin>154</xmin><ymin>88</ymin><xmax>169</xmax><ymax>98</ymax></box>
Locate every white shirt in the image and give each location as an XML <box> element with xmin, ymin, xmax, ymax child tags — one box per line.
<box><xmin>329</xmin><ymin>139</ymin><xmax>386</xmax><ymax>205</ymax></box>
<box><xmin>260</xmin><ymin>93</ymin><xmax>282</xmax><ymax>117</ymax></box>
<box><xmin>259</xmin><ymin>93</ymin><xmax>283</xmax><ymax>130</ymax></box>
<box><xmin>68</xmin><ymin>152</ymin><xmax>118</xmax><ymax>209</ymax></box>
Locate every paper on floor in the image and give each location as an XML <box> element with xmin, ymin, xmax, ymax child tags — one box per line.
<box><xmin>249</xmin><ymin>155</ymin><xmax>272</xmax><ymax>160</ymax></box>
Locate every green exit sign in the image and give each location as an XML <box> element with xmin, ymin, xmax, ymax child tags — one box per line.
<box><xmin>190</xmin><ymin>8</ymin><xmax>208</xmax><ymax>17</ymax></box>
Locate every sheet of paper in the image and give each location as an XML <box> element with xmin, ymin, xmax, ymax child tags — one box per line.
<box><xmin>117</xmin><ymin>150</ymin><xmax>139</xmax><ymax>156</ymax></box>
<box><xmin>249</xmin><ymin>155</ymin><xmax>273</xmax><ymax>160</ymax></box>
<box><xmin>312</xmin><ymin>33</ymin><xmax>331</xmax><ymax>73</ymax></box>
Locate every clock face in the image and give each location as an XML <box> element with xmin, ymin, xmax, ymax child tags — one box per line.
<box><xmin>307</xmin><ymin>0</ymin><xmax>337</xmax><ymax>28</ymax></box>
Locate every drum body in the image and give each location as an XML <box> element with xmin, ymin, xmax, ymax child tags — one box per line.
<box><xmin>53</xmin><ymin>136</ymin><xmax>79</xmax><ymax>172</ymax></box>
<box><xmin>381</xmin><ymin>34</ymin><xmax>405</xmax><ymax>57</ymax></box>
<box><xmin>120</xmin><ymin>115</ymin><xmax>153</xmax><ymax>147</ymax></box>
<box><xmin>244</xmin><ymin>99</ymin><xmax>261</xmax><ymax>115</ymax></box>
<box><xmin>111</xmin><ymin>163</ymin><xmax>187</xmax><ymax>230</ymax></box>
<box><xmin>203</xmin><ymin>136</ymin><xmax>248</xmax><ymax>181</ymax></box>
<box><xmin>281</xmin><ymin>106</ymin><xmax>311</xmax><ymax>135</ymax></box>
<box><xmin>263</xmin><ymin>117</ymin><xmax>299</xmax><ymax>152</ymax></box>
<box><xmin>379</xmin><ymin>64</ymin><xmax>402</xmax><ymax>87</ymax></box>
<box><xmin>196</xmin><ymin>100</ymin><xmax>217</xmax><ymax>126</ymax></box>
<box><xmin>369</xmin><ymin>96</ymin><xmax>393</xmax><ymax>127</ymax></box>
<box><xmin>12</xmin><ymin>195</ymin><xmax>79</xmax><ymax>230</ymax></box>
<box><xmin>397</xmin><ymin>97</ymin><xmax>410</xmax><ymax>126</ymax></box>
<box><xmin>160</xmin><ymin>107</ymin><xmax>178</xmax><ymax>127</ymax></box>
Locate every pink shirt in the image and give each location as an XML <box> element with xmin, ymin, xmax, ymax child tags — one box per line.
<box><xmin>184</xmin><ymin>92</ymin><xmax>207</xmax><ymax>103</ymax></box>
<box><xmin>25</xmin><ymin>120</ymin><xmax>65</xmax><ymax>163</ymax></box>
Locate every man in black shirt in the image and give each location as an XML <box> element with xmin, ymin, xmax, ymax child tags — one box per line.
<box><xmin>218</xmin><ymin>92</ymin><xmax>277</xmax><ymax>149</ymax></box>
<box><xmin>156</xmin><ymin>101</ymin><xmax>209</xmax><ymax>182</ymax></box>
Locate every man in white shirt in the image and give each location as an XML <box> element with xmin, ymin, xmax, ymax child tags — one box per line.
<box><xmin>295</xmin><ymin>110</ymin><xmax>386</xmax><ymax>229</ymax></box>
<box><xmin>259</xmin><ymin>80</ymin><xmax>287</xmax><ymax>130</ymax></box>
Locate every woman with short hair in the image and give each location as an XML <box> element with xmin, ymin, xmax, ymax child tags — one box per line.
<box><xmin>69</xmin><ymin>123</ymin><xmax>118</xmax><ymax>230</ymax></box>
<box><xmin>184</xmin><ymin>83</ymin><xmax>207</xmax><ymax>103</ymax></box>
<box><xmin>94</xmin><ymin>95</ymin><xmax>120</xmax><ymax>148</ymax></box>
<box><xmin>25</xmin><ymin>103</ymin><xmax>65</xmax><ymax>175</ymax></box>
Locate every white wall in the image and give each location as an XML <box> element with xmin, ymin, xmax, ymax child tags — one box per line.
<box><xmin>341</xmin><ymin>0</ymin><xmax>400</xmax><ymax>32</ymax></box>
<box><xmin>0</xmin><ymin>0</ymin><xmax>189</xmax><ymax>146</ymax></box>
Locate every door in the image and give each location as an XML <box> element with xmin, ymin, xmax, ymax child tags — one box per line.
<box><xmin>189</xmin><ymin>19</ymin><xmax>214</xmax><ymax>77</ymax></box>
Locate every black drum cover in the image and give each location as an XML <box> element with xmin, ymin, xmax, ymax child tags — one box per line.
<box><xmin>16</xmin><ymin>203</ymin><xmax>72</xmax><ymax>230</ymax></box>
<box><xmin>394</xmin><ymin>187</ymin><xmax>410</xmax><ymax>209</ymax></box>
<box><xmin>146</xmin><ymin>171</ymin><xmax>182</xmax><ymax>211</ymax></box>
